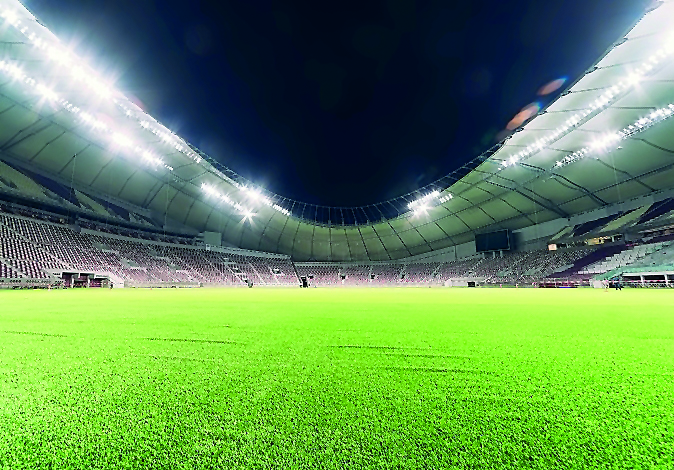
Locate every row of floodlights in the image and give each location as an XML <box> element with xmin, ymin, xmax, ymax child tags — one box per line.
<box><xmin>5</xmin><ymin>6</ymin><xmax>668</xmax><ymax>222</ymax></box>
<box><xmin>201</xmin><ymin>184</ymin><xmax>255</xmax><ymax>221</ymax></box>
<box><xmin>0</xmin><ymin>8</ymin><xmax>202</xmax><ymax>165</ymax></box>
<box><xmin>0</xmin><ymin>59</ymin><xmax>174</xmax><ymax>171</ymax></box>
<box><xmin>234</xmin><ymin>182</ymin><xmax>291</xmax><ymax>216</ymax></box>
<box><xmin>554</xmin><ymin>103</ymin><xmax>674</xmax><ymax>168</ymax></box>
<box><xmin>500</xmin><ymin>33</ymin><xmax>674</xmax><ymax>169</ymax></box>
<box><xmin>0</xmin><ymin>44</ymin><xmax>295</xmax><ymax>220</ymax></box>
<box><xmin>408</xmin><ymin>190</ymin><xmax>453</xmax><ymax>216</ymax></box>
<box><xmin>1</xmin><ymin>7</ymin><xmax>298</xmax><ymax>219</ymax></box>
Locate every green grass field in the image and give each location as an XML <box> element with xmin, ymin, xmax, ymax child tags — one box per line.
<box><xmin>1</xmin><ymin>287</ymin><xmax>673</xmax><ymax>469</ymax></box>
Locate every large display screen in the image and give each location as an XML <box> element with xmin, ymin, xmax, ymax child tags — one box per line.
<box><xmin>475</xmin><ymin>230</ymin><xmax>511</xmax><ymax>252</ymax></box>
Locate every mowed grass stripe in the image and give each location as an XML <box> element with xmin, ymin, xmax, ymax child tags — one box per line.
<box><xmin>0</xmin><ymin>287</ymin><xmax>672</xmax><ymax>469</ymax></box>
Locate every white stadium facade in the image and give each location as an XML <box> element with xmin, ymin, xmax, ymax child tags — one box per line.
<box><xmin>1</xmin><ymin>0</ymin><xmax>674</xmax><ymax>288</ymax></box>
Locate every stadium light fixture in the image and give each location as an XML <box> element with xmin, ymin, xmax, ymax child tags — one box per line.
<box><xmin>589</xmin><ymin>132</ymin><xmax>620</xmax><ymax>151</ymax></box>
<box><xmin>233</xmin><ymin>182</ymin><xmax>291</xmax><ymax>216</ymax></box>
<box><xmin>272</xmin><ymin>204</ymin><xmax>291</xmax><ymax>216</ymax></box>
<box><xmin>554</xmin><ymin>103</ymin><xmax>674</xmax><ymax>168</ymax></box>
<box><xmin>0</xmin><ymin>4</ymin><xmax>267</xmax><ymax>216</ymax></box>
<box><xmin>408</xmin><ymin>190</ymin><xmax>451</xmax><ymax>215</ymax></box>
<box><xmin>48</xmin><ymin>47</ymin><xmax>72</xmax><ymax>66</ymax></box>
<box><xmin>408</xmin><ymin>190</ymin><xmax>440</xmax><ymax>209</ymax></box>
<box><xmin>626</xmin><ymin>72</ymin><xmax>642</xmax><ymax>86</ymax></box>
<box><xmin>201</xmin><ymin>183</ymin><xmax>257</xmax><ymax>217</ymax></box>
<box><xmin>247</xmin><ymin>188</ymin><xmax>262</xmax><ymax>201</ymax></box>
<box><xmin>500</xmin><ymin>38</ymin><xmax>674</xmax><ymax>169</ymax></box>
<box><xmin>111</xmin><ymin>133</ymin><xmax>133</xmax><ymax>148</ymax></box>
<box><xmin>140</xmin><ymin>150</ymin><xmax>167</xmax><ymax>169</ymax></box>
<box><xmin>665</xmin><ymin>33</ymin><xmax>674</xmax><ymax>54</ymax></box>
<box><xmin>1</xmin><ymin>9</ymin><xmax>19</xmax><ymax>26</ymax></box>
<box><xmin>3</xmin><ymin>3</ymin><xmax>670</xmax><ymax>222</ymax></box>
<box><xmin>36</xmin><ymin>83</ymin><xmax>57</xmax><ymax>101</ymax></box>
<box><xmin>0</xmin><ymin>60</ymin><xmax>177</xmax><ymax>173</ymax></box>
<box><xmin>0</xmin><ymin>5</ymin><xmax>202</xmax><ymax>165</ymax></box>
<box><xmin>412</xmin><ymin>204</ymin><xmax>430</xmax><ymax>217</ymax></box>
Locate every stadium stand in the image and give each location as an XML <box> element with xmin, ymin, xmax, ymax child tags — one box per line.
<box><xmin>295</xmin><ymin>264</ymin><xmax>341</xmax><ymax>286</ymax></box>
<box><xmin>401</xmin><ymin>262</ymin><xmax>439</xmax><ymax>284</ymax></box>
<box><xmin>370</xmin><ymin>264</ymin><xmax>404</xmax><ymax>284</ymax></box>
<box><xmin>4</xmin><ymin>197</ymin><xmax>674</xmax><ymax>289</ymax></box>
<box><xmin>0</xmin><ymin>207</ymin><xmax>297</xmax><ymax>287</ymax></box>
<box><xmin>578</xmin><ymin>242</ymin><xmax>673</xmax><ymax>276</ymax></box>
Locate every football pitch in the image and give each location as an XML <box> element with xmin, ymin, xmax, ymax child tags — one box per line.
<box><xmin>1</xmin><ymin>287</ymin><xmax>672</xmax><ymax>469</ymax></box>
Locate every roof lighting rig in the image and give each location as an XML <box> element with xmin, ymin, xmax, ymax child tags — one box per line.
<box><xmin>2</xmin><ymin>3</ymin><xmax>670</xmax><ymax>226</ymax></box>
<box><xmin>0</xmin><ymin>5</ymin><xmax>297</xmax><ymax>218</ymax></box>
<box><xmin>234</xmin><ymin>183</ymin><xmax>291</xmax><ymax>216</ymax></box>
<box><xmin>554</xmin><ymin>103</ymin><xmax>674</xmax><ymax>168</ymax></box>
<box><xmin>201</xmin><ymin>184</ymin><xmax>255</xmax><ymax>221</ymax></box>
<box><xmin>0</xmin><ymin>59</ymin><xmax>175</xmax><ymax>172</ymax></box>
<box><xmin>0</xmin><ymin>8</ymin><xmax>203</xmax><ymax>165</ymax></box>
<box><xmin>500</xmin><ymin>35</ymin><xmax>674</xmax><ymax>170</ymax></box>
<box><xmin>408</xmin><ymin>190</ymin><xmax>452</xmax><ymax>216</ymax></box>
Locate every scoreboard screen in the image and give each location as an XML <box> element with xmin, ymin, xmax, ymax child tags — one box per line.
<box><xmin>475</xmin><ymin>230</ymin><xmax>511</xmax><ymax>252</ymax></box>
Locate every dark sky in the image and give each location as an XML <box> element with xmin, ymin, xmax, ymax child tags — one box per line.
<box><xmin>27</xmin><ymin>0</ymin><xmax>648</xmax><ymax>206</ymax></box>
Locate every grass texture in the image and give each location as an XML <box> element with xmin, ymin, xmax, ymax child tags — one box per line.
<box><xmin>1</xmin><ymin>287</ymin><xmax>673</xmax><ymax>469</ymax></box>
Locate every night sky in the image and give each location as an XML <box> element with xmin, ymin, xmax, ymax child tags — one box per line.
<box><xmin>27</xmin><ymin>0</ymin><xmax>648</xmax><ymax>207</ymax></box>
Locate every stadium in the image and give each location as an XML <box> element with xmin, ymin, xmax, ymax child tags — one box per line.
<box><xmin>1</xmin><ymin>0</ymin><xmax>673</xmax><ymax>468</ymax></box>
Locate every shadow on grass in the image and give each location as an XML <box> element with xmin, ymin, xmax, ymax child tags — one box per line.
<box><xmin>149</xmin><ymin>355</ymin><xmax>225</xmax><ymax>362</ymax></box>
<box><xmin>329</xmin><ymin>345</ymin><xmax>439</xmax><ymax>350</ymax></box>
<box><xmin>383</xmin><ymin>366</ymin><xmax>495</xmax><ymax>374</ymax></box>
<box><xmin>142</xmin><ymin>337</ymin><xmax>241</xmax><ymax>345</ymax></box>
<box><xmin>2</xmin><ymin>330</ymin><xmax>67</xmax><ymax>337</ymax></box>
<box><xmin>390</xmin><ymin>353</ymin><xmax>473</xmax><ymax>359</ymax></box>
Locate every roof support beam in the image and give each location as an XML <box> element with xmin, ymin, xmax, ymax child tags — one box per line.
<box><xmin>550</xmin><ymin>174</ymin><xmax>608</xmax><ymax>207</ymax></box>
<box><xmin>486</xmin><ymin>180</ymin><xmax>569</xmax><ymax>218</ymax></box>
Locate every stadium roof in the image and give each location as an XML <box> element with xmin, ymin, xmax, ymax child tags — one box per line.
<box><xmin>0</xmin><ymin>0</ymin><xmax>673</xmax><ymax>261</ymax></box>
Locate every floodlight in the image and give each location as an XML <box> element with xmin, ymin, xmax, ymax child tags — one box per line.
<box><xmin>1</xmin><ymin>10</ymin><xmax>19</xmax><ymax>26</ymax></box>
<box><xmin>112</xmin><ymin>133</ymin><xmax>132</xmax><ymax>148</ymax></box>
<box><xmin>626</xmin><ymin>73</ymin><xmax>642</xmax><ymax>86</ymax></box>
<box><xmin>48</xmin><ymin>47</ymin><xmax>72</xmax><ymax>65</ymax></box>
<box><xmin>142</xmin><ymin>151</ymin><xmax>163</xmax><ymax>167</ymax></box>
<box><xmin>3</xmin><ymin>62</ymin><xmax>24</xmax><ymax>81</ymax></box>
<box><xmin>590</xmin><ymin>133</ymin><xmax>619</xmax><ymax>151</ymax></box>
<box><xmin>666</xmin><ymin>35</ymin><xmax>674</xmax><ymax>53</ymax></box>
<box><xmin>36</xmin><ymin>83</ymin><xmax>57</xmax><ymax>101</ymax></box>
<box><xmin>413</xmin><ymin>205</ymin><xmax>430</xmax><ymax>217</ymax></box>
<box><xmin>248</xmin><ymin>188</ymin><xmax>261</xmax><ymax>201</ymax></box>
